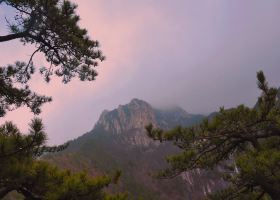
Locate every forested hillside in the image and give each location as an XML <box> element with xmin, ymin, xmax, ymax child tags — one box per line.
<box><xmin>46</xmin><ymin>99</ymin><xmax>226</xmax><ymax>200</ymax></box>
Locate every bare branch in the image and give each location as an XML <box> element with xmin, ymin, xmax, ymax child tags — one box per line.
<box><xmin>0</xmin><ymin>31</ymin><xmax>28</xmax><ymax>42</ymax></box>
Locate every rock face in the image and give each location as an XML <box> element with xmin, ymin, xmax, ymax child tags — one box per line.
<box><xmin>97</xmin><ymin>99</ymin><xmax>158</xmax><ymax>134</ymax></box>
<box><xmin>95</xmin><ymin>98</ymin><xmax>204</xmax><ymax>146</ymax></box>
<box><xmin>47</xmin><ymin>99</ymin><xmax>225</xmax><ymax>200</ymax></box>
<box><xmin>97</xmin><ymin>99</ymin><xmax>203</xmax><ymax>133</ymax></box>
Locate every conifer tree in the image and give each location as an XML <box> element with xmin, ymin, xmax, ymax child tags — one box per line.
<box><xmin>147</xmin><ymin>71</ymin><xmax>280</xmax><ymax>200</ymax></box>
<box><xmin>0</xmin><ymin>0</ymin><xmax>105</xmax><ymax>116</ymax></box>
<box><xmin>0</xmin><ymin>119</ymin><xmax>126</xmax><ymax>199</ymax></box>
<box><xmin>0</xmin><ymin>1</ymin><xmax>126</xmax><ymax>199</ymax></box>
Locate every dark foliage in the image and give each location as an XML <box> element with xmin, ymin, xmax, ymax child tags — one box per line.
<box><xmin>0</xmin><ymin>1</ymin><xmax>127</xmax><ymax>199</ymax></box>
<box><xmin>0</xmin><ymin>0</ymin><xmax>105</xmax><ymax>116</ymax></box>
<box><xmin>147</xmin><ymin>71</ymin><xmax>280</xmax><ymax>200</ymax></box>
<box><xmin>0</xmin><ymin>119</ymin><xmax>126</xmax><ymax>199</ymax></box>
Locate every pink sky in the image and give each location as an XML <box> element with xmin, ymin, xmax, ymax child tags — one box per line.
<box><xmin>1</xmin><ymin>0</ymin><xmax>280</xmax><ymax>144</ymax></box>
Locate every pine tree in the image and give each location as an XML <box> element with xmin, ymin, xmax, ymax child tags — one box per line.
<box><xmin>146</xmin><ymin>71</ymin><xmax>280</xmax><ymax>200</ymax></box>
<box><xmin>0</xmin><ymin>0</ymin><xmax>105</xmax><ymax>116</ymax></box>
<box><xmin>0</xmin><ymin>1</ymin><xmax>126</xmax><ymax>199</ymax></box>
<box><xmin>0</xmin><ymin>119</ymin><xmax>126</xmax><ymax>199</ymax></box>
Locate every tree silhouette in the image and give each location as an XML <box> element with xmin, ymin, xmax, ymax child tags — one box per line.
<box><xmin>147</xmin><ymin>71</ymin><xmax>280</xmax><ymax>200</ymax></box>
<box><xmin>0</xmin><ymin>0</ymin><xmax>105</xmax><ymax>116</ymax></box>
<box><xmin>0</xmin><ymin>1</ymin><xmax>126</xmax><ymax>199</ymax></box>
<box><xmin>0</xmin><ymin>119</ymin><xmax>126</xmax><ymax>199</ymax></box>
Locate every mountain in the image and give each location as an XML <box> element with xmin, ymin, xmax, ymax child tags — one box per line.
<box><xmin>94</xmin><ymin>99</ymin><xmax>204</xmax><ymax>146</ymax></box>
<box><xmin>46</xmin><ymin>99</ymin><xmax>225</xmax><ymax>200</ymax></box>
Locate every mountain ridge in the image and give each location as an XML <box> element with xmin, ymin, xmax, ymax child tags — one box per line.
<box><xmin>96</xmin><ymin>98</ymin><xmax>204</xmax><ymax>132</ymax></box>
<box><xmin>46</xmin><ymin>98</ymin><xmax>225</xmax><ymax>200</ymax></box>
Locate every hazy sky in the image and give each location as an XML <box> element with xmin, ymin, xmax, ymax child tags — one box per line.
<box><xmin>1</xmin><ymin>0</ymin><xmax>280</xmax><ymax>144</ymax></box>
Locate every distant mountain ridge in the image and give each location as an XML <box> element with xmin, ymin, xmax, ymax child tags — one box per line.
<box><xmin>95</xmin><ymin>98</ymin><xmax>204</xmax><ymax>146</ymax></box>
<box><xmin>46</xmin><ymin>99</ymin><xmax>225</xmax><ymax>200</ymax></box>
<box><xmin>97</xmin><ymin>98</ymin><xmax>204</xmax><ymax>132</ymax></box>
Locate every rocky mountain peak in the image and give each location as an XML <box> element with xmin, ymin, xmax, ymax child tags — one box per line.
<box><xmin>129</xmin><ymin>98</ymin><xmax>149</xmax><ymax>106</ymax></box>
<box><xmin>48</xmin><ymin>99</ymin><xmax>223</xmax><ymax>200</ymax></box>
<box><xmin>96</xmin><ymin>99</ymin><xmax>158</xmax><ymax>134</ymax></box>
<box><xmin>95</xmin><ymin>99</ymin><xmax>204</xmax><ymax>137</ymax></box>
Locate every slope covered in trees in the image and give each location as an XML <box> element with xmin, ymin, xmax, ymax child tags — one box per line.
<box><xmin>46</xmin><ymin>99</ymin><xmax>226</xmax><ymax>200</ymax></box>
